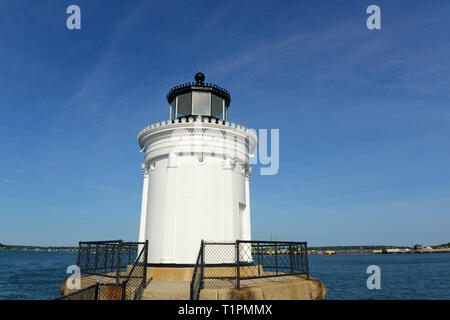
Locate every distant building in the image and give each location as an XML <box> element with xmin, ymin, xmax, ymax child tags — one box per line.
<box><xmin>414</xmin><ymin>244</ymin><xmax>422</xmax><ymax>250</ymax></box>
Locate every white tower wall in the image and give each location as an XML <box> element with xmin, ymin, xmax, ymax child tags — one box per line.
<box><xmin>137</xmin><ymin>117</ymin><xmax>257</xmax><ymax>265</ymax></box>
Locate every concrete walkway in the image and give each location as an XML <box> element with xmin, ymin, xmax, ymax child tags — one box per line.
<box><xmin>142</xmin><ymin>280</ymin><xmax>191</xmax><ymax>300</ymax></box>
<box><xmin>141</xmin><ymin>275</ymin><xmax>326</xmax><ymax>300</ymax></box>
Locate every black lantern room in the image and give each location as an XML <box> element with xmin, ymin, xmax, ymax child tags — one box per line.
<box><xmin>166</xmin><ymin>72</ymin><xmax>231</xmax><ymax>121</ymax></box>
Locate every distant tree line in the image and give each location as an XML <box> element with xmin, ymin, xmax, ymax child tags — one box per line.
<box><xmin>0</xmin><ymin>244</ymin><xmax>78</xmax><ymax>250</ymax></box>
<box><xmin>309</xmin><ymin>245</ymin><xmax>412</xmax><ymax>250</ymax></box>
<box><xmin>309</xmin><ymin>243</ymin><xmax>449</xmax><ymax>250</ymax></box>
<box><xmin>430</xmin><ymin>243</ymin><xmax>450</xmax><ymax>249</ymax></box>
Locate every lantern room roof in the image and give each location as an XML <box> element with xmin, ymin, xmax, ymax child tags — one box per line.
<box><xmin>166</xmin><ymin>72</ymin><xmax>231</xmax><ymax>107</ymax></box>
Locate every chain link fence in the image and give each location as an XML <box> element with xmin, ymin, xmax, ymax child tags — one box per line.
<box><xmin>57</xmin><ymin>240</ymin><xmax>148</xmax><ymax>300</ymax></box>
<box><xmin>56</xmin><ymin>283</ymin><xmax>99</xmax><ymax>300</ymax></box>
<box><xmin>190</xmin><ymin>240</ymin><xmax>309</xmax><ymax>300</ymax></box>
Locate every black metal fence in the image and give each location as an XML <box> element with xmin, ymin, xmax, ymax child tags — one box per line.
<box><xmin>190</xmin><ymin>240</ymin><xmax>309</xmax><ymax>300</ymax></box>
<box><xmin>56</xmin><ymin>283</ymin><xmax>99</xmax><ymax>300</ymax></box>
<box><xmin>190</xmin><ymin>244</ymin><xmax>205</xmax><ymax>301</ymax></box>
<box><xmin>58</xmin><ymin>240</ymin><xmax>148</xmax><ymax>300</ymax></box>
<box><xmin>77</xmin><ymin>240</ymin><xmax>145</xmax><ymax>282</ymax></box>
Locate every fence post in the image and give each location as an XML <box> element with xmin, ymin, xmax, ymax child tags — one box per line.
<box><xmin>257</xmin><ymin>243</ymin><xmax>261</xmax><ymax>277</ymax></box>
<box><xmin>304</xmin><ymin>242</ymin><xmax>310</xmax><ymax>279</ymax></box>
<box><xmin>143</xmin><ymin>240</ymin><xmax>149</xmax><ymax>286</ymax></box>
<box><xmin>85</xmin><ymin>243</ymin><xmax>91</xmax><ymax>271</ymax></box>
<box><xmin>274</xmin><ymin>242</ymin><xmax>278</xmax><ymax>276</ymax></box>
<box><xmin>111</xmin><ymin>245</ymin><xmax>115</xmax><ymax>272</ymax></box>
<box><xmin>289</xmin><ymin>243</ymin><xmax>293</xmax><ymax>273</ymax></box>
<box><xmin>121</xmin><ymin>281</ymin><xmax>127</xmax><ymax>300</ymax></box>
<box><xmin>94</xmin><ymin>281</ymin><xmax>99</xmax><ymax>300</ymax></box>
<box><xmin>236</xmin><ymin>240</ymin><xmax>240</xmax><ymax>289</ymax></box>
<box><xmin>104</xmin><ymin>244</ymin><xmax>108</xmax><ymax>273</ymax></box>
<box><xmin>116</xmin><ymin>240</ymin><xmax>122</xmax><ymax>285</ymax></box>
<box><xmin>261</xmin><ymin>243</ymin><xmax>264</xmax><ymax>275</ymax></box>
<box><xmin>200</xmin><ymin>240</ymin><xmax>205</xmax><ymax>290</ymax></box>
<box><xmin>76</xmin><ymin>242</ymin><xmax>81</xmax><ymax>267</ymax></box>
<box><xmin>94</xmin><ymin>244</ymin><xmax>100</xmax><ymax>273</ymax></box>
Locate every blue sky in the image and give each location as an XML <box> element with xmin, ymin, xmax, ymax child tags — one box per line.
<box><xmin>0</xmin><ymin>0</ymin><xmax>449</xmax><ymax>246</ymax></box>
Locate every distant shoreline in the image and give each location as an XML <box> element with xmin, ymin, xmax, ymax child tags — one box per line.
<box><xmin>0</xmin><ymin>244</ymin><xmax>77</xmax><ymax>252</ymax></box>
<box><xmin>1</xmin><ymin>243</ymin><xmax>448</xmax><ymax>253</ymax></box>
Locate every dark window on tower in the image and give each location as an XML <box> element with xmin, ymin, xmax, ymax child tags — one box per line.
<box><xmin>170</xmin><ymin>99</ymin><xmax>176</xmax><ymax>119</ymax></box>
<box><xmin>192</xmin><ymin>92</ymin><xmax>211</xmax><ymax>115</ymax></box>
<box><xmin>177</xmin><ymin>92</ymin><xmax>192</xmax><ymax>116</ymax></box>
<box><xmin>211</xmin><ymin>95</ymin><xmax>224</xmax><ymax>119</ymax></box>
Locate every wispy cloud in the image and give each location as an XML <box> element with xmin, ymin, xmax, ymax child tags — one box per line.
<box><xmin>61</xmin><ymin>1</ymin><xmax>154</xmax><ymax>116</ymax></box>
<box><xmin>207</xmin><ymin>12</ymin><xmax>450</xmax><ymax>97</ymax></box>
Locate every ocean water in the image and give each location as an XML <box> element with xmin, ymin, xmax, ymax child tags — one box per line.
<box><xmin>0</xmin><ymin>250</ymin><xmax>449</xmax><ymax>300</ymax></box>
<box><xmin>308</xmin><ymin>253</ymin><xmax>450</xmax><ymax>300</ymax></box>
<box><xmin>0</xmin><ymin>250</ymin><xmax>77</xmax><ymax>300</ymax></box>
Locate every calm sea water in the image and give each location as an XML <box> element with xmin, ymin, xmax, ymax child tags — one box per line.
<box><xmin>308</xmin><ymin>253</ymin><xmax>450</xmax><ymax>299</ymax></box>
<box><xmin>0</xmin><ymin>250</ymin><xmax>449</xmax><ymax>299</ymax></box>
<box><xmin>0</xmin><ymin>250</ymin><xmax>77</xmax><ymax>300</ymax></box>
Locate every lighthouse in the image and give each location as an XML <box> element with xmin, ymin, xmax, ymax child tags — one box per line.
<box><xmin>137</xmin><ymin>73</ymin><xmax>258</xmax><ymax>265</ymax></box>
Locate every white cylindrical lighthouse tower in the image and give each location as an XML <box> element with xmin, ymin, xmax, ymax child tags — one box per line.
<box><xmin>137</xmin><ymin>73</ymin><xmax>257</xmax><ymax>265</ymax></box>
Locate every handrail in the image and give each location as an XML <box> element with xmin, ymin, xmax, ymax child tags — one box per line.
<box><xmin>55</xmin><ymin>283</ymin><xmax>99</xmax><ymax>300</ymax></box>
<box><xmin>122</xmin><ymin>240</ymin><xmax>147</xmax><ymax>284</ymax></box>
<box><xmin>189</xmin><ymin>240</ymin><xmax>204</xmax><ymax>300</ymax></box>
<box><xmin>69</xmin><ymin>240</ymin><xmax>149</xmax><ymax>300</ymax></box>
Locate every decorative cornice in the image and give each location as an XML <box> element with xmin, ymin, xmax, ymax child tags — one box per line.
<box><xmin>137</xmin><ymin>116</ymin><xmax>258</xmax><ymax>166</ymax></box>
<box><xmin>137</xmin><ymin>116</ymin><xmax>258</xmax><ymax>146</ymax></box>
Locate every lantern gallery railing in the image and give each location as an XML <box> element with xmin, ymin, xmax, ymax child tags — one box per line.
<box><xmin>190</xmin><ymin>240</ymin><xmax>309</xmax><ymax>300</ymax></box>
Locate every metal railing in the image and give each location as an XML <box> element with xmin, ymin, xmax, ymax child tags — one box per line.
<box><xmin>190</xmin><ymin>240</ymin><xmax>309</xmax><ymax>300</ymax></box>
<box><xmin>77</xmin><ymin>240</ymin><xmax>146</xmax><ymax>283</ymax></box>
<box><xmin>120</xmin><ymin>241</ymin><xmax>148</xmax><ymax>300</ymax></box>
<box><xmin>56</xmin><ymin>283</ymin><xmax>99</xmax><ymax>300</ymax></box>
<box><xmin>58</xmin><ymin>240</ymin><xmax>148</xmax><ymax>300</ymax></box>
<box><xmin>190</xmin><ymin>243</ymin><xmax>204</xmax><ymax>301</ymax></box>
